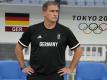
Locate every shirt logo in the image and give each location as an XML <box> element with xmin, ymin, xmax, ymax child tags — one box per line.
<box><xmin>37</xmin><ymin>35</ymin><xmax>42</xmax><ymax>39</ymax></box>
<box><xmin>39</xmin><ymin>42</ymin><xmax>58</xmax><ymax>47</ymax></box>
<box><xmin>57</xmin><ymin>34</ymin><xmax>61</xmax><ymax>40</ymax></box>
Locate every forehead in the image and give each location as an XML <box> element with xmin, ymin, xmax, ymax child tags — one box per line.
<box><xmin>47</xmin><ymin>5</ymin><xmax>59</xmax><ymax>10</ymax></box>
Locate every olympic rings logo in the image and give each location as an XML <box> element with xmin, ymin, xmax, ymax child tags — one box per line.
<box><xmin>78</xmin><ymin>23</ymin><xmax>107</xmax><ymax>34</ymax></box>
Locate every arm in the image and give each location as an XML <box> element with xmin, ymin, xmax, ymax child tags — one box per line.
<box><xmin>58</xmin><ymin>46</ymin><xmax>83</xmax><ymax>76</ymax></box>
<box><xmin>15</xmin><ymin>43</ymin><xmax>25</xmax><ymax>69</ymax></box>
<box><xmin>15</xmin><ymin>43</ymin><xmax>34</xmax><ymax>74</ymax></box>
<box><xmin>68</xmin><ymin>47</ymin><xmax>82</xmax><ymax>72</ymax></box>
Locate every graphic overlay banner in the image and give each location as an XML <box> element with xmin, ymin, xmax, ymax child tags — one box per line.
<box><xmin>5</xmin><ymin>13</ymin><xmax>29</xmax><ymax>32</ymax></box>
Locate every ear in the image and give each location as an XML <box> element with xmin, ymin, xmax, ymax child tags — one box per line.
<box><xmin>42</xmin><ymin>11</ymin><xmax>47</xmax><ymax>17</ymax></box>
<box><xmin>42</xmin><ymin>11</ymin><xmax>45</xmax><ymax>17</ymax></box>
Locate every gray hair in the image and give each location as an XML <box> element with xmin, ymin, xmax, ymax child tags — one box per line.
<box><xmin>42</xmin><ymin>1</ymin><xmax>59</xmax><ymax>11</ymax></box>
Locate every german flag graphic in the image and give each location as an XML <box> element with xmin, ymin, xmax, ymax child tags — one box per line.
<box><xmin>5</xmin><ymin>13</ymin><xmax>29</xmax><ymax>32</ymax></box>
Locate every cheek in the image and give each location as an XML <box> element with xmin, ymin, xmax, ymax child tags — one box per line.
<box><xmin>44</xmin><ymin>12</ymin><xmax>53</xmax><ymax>19</ymax></box>
<box><xmin>45</xmin><ymin>13</ymin><xmax>50</xmax><ymax>17</ymax></box>
<box><xmin>48</xmin><ymin>13</ymin><xmax>53</xmax><ymax>16</ymax></box>
<box><xmin>47</xmin><ymin>14</ymin><xmax>53</xmax><ymax>18</ymax></box>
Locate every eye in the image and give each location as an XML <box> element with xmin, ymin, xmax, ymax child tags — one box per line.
<box><xmin>56</xmin><ymin>10</ymin><xmax>59</xmax><ymax>12</ymax></box>
<box><xmin>50</xmin><ymin>10</ymin><xmax>55</xmax><ymax>12</ymax></box>
<box><xmin>50</xmin><ymin>10</ymin><xmax>59</xmax><ymax>12</ymax></box>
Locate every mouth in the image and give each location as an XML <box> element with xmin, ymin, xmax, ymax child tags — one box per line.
<box><xmin>53</xmin><ymin>17</ymin><xmax>58</xmax><ymax>19</ymax></box>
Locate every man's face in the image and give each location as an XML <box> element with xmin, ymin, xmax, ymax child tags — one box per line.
<box><xmin>43</xmin><ymin>5</ymin><xmax>59</xmax><ymax>23</ymax></box>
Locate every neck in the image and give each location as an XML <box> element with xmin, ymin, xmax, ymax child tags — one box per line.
<box><xmin>44</xmin><ymin>21</ymin><xmax>56</xmax><ymax>29</ymax></box>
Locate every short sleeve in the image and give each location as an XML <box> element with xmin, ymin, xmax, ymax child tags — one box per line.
<box><xmin>18</xmin><ymin>27</ymin><xmax>31</xmax><ymax>48</ymax></box>
<box><xmin>67</xmin><ymin>28</ymin><xmax>80</xmax><ymax>50</ymax></box>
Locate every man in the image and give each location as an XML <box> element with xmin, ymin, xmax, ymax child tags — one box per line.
<box><xmin>15</xmin><ymin>1</ymin><xmax>82</xmax><ymax>80</ymax></box>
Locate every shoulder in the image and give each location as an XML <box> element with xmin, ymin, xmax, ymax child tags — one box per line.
<box><xmin>26</xmin><ymin>22</ymin><xmax>43</xmax><ymax>33</ymax></box>
<box><xmin>23</xmin><ymin>22</ymin><xmax>43</xmax><ymax>35</ymax></box>
<box><xmin>57</xmin><ymin>23</ymin><xmax>72</xmax><ymax>33</ymax></box>
<box><xmin>29</xmin><ymin>22</ymin><xmax>43</xmax><ymax>29</ymax></box>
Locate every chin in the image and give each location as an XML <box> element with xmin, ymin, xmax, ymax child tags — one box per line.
<box><xmin>51</xmin><ymin>21</ymin><xmax>57</xmax><ymax>23</ymax></box>
<box><xmin>52</xmin><ymin>20</ymin><xmax>57</xmax><ymax>22</ymax></box>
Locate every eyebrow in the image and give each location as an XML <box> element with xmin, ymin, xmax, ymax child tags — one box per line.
<box><xmin>50</xmin><ymin>10</ymin><xmax>59</xmax><ymax>12</ymax></box>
